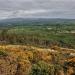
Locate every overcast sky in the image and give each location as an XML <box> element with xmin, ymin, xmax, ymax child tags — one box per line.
<box><xmin>0</xmin><ymin>0</ymin><xmax>75</xmax><ymax>19</ymax></box>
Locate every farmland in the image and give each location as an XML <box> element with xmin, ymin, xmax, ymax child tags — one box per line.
<box><xmin>0</xmin><ymin>21</ymin><xmax>75</xmax><ymax>48</ymax></box>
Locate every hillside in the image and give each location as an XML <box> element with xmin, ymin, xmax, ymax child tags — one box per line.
<box><xmin>0</xmin><ymin>45</ymin><xmax>75</xmax><ymax>75</ymax></box>
<box><xmin>0</xmin><ymin>18</ymin><xmax>75</xmax><ymax>75</ymax></box>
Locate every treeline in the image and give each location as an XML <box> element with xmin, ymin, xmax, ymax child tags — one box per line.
<box><xmin>0</xmin><ymin>28</ymin><xmax>74</xmax><ymax>49</ymax></box>
<box><xmin>0</xmin><ymin>29</ymin><xmax>54</xmax><ymax>47</ymax></box>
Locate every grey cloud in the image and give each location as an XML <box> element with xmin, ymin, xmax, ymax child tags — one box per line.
<box><xmin>0</xmin><ymin>0</ymin><xmax>75</xmax><ymax>19</ymax></box>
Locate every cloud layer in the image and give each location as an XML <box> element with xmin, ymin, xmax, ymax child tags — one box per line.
<box><xmin>0</xmin><ymin>0</ymin><xmax>75</xmax><ymax>19</ymax></box>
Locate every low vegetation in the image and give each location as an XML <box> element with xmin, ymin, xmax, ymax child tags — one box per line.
<box><xmin>0</xmin><ymin>45</ymin><xmax>75</xmax><ymax>75</ymax></box>
<box><xmin>0</xmin><ymin>49</ymin><xmax>8</xmax><ymax>56</ymax></box>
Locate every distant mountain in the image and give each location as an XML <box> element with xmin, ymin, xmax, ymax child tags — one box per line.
<box><xmin>0</xmin><ymin>18</ymin><xmax>75</xmax><ymax>26</ymax></box>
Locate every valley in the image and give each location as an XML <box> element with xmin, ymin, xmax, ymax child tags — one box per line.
<box><xmin>0</xmin><ymin>18</ymin><xmax>75</xmax><ymax>75</ymax></box>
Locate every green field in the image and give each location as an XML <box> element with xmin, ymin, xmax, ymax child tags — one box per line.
<box><xmin>0</xmin><ymin>23</ymin><xmax>75</xmax><ymax>48</ymax></box>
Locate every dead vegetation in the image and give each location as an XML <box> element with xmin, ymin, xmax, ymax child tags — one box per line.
<box><xmin>0</xmin><ymin>45</ymin><xmax>75</xmax><ymax>75</ymax></box>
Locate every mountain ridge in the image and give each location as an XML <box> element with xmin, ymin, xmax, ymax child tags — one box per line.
<box><xmin>0</xmin><ymin>18</ymin><xmax>75</xmax><ymax>26</ymax></box>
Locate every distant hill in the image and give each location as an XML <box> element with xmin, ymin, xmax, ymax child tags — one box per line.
<box><xmin>0</xmin><ymin>18</ymin><xmax>75</xmax><ymax>27</ymax></box>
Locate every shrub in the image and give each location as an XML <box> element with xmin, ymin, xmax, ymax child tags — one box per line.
<box><xmin>30</xmin><ymin>60</ymin><xmax>63</xmax><ymax>75</ymax></box>
<box><xmin>0</xmin><ymin>50</ymin><xmax>8</xmax><ymax>57</ymax></box>
<box><xmin>30</xmin><ymin>61</ymin><xmax>56</xmax><ymax>75</ymax></box>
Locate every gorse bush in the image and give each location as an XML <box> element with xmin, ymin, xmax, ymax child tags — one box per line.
<box><xmin>30</xmin><ymin>61</ymin><xmax>63</xmax><ymax>75</ymax></box>
<box><xmin>30</xmin><ymin>61</ymin><xmax>51</xmax><ymax>75</ymax></box>
<box><xmin>0</xmin><ymin>50</ymin><xmax>8</xmax><ymax>56</ymax></box>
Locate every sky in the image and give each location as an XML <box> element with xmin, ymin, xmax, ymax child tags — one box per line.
<box><xmin>0</xmin><ymin>0</ymin><xmax>75</xmax><ymax>19</ymax></box>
